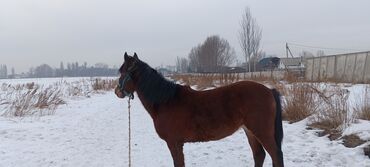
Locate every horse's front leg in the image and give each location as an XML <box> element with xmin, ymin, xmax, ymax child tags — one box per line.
<box><xmin>166</xmin><ymin>141</ymin><xmax>185</xmax><ymax>167</ymax></box>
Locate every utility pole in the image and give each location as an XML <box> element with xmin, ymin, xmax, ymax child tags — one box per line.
<box><xmin>285</xmin><ymin>43</ymin><xmax>294</xmax><ymax>58</ymax></box>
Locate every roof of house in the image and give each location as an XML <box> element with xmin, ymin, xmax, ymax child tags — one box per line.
<box><xmin>279</xmin><ymin>57</ymin><xmax>303</xmax><ymax>66</ymax></box>
<box><xmin>258</xmin><ymin>57</ymin><xmax>280</xmax><ymax>67</ymax></box>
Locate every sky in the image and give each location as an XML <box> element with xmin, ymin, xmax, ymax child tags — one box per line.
<box><xmin>1</xmin><ymin>0</ymin><xmax>370</xmax><ymax>73</ymax></box>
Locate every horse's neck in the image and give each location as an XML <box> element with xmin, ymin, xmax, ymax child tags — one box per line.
<box><xmin>135</xmin><ymin>90</ymin><xmax>157</xmax><ymax>119</ymax></box>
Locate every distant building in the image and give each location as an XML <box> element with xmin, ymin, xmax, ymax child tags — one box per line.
<box><xmin>157</xmin><ymin>68</ymin><xmax>173</xmax><ymax>76</ymax></box>
<box><xmin>278</xmin><ymin>57</ymin><xmax>305</xmax><ymax>70</ymax></box>
<box><xmin>257</xmin><ymin>57</ymin><xmax>280</xmax><ymax>71</ymax></box>
<box><xmin>256</xmin><ymin>57</ymin><xmax>305</xmax><ymax>71</ymax></box>
<box><xmin>165</xmin><ymin>65</ymin><xmax>177</xmax><ymax>72</ymax></box>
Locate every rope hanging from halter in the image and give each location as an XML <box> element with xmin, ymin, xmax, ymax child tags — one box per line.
<box><xmin>128</xmin><ymin>98</ymin><xmax>132</xmax><ymax>167</ymax></box>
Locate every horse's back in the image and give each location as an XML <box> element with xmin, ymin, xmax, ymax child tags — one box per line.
<box><xmin>192</xmin><ymin>81</ymin><xmax>275</xmax><ymax>110</ymax></box>
<box><xmin>171</xmin><ymin>80</ymin><xmax>276</xmax><ymax>142</ymax></box>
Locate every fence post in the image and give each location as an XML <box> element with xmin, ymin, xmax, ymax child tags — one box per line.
<box><xmin>351</xmin><ymin>54</ymin><xmax>358</xmax><ymax>83</ymax></box>
<box><xmin>363</xmin><ymin>52</ymin><xmax>369</xmax><ymax>83</ymax></box>
<box><xmin>333</xmin><ymin>55</ymin><xmax>338</xmax><ymax>82</ymax></box>
<box><xmin>317</xmin><ymin>57</ymin><xmax>320</xmax><ymax>81</ymax></box>
<box><xmin>324</xmin><ymin>56</ymin><xmax>329</xmax><ymax>80</ymax></box>
<box><xmin>311</xmin><ymin>58</ymin><xmax>315</xmax><ymax>81</ymax></box>
<box><xmin>342</xmin><ymin>55</ymin><xmax>348</xmax><ymax>82</ymax></box>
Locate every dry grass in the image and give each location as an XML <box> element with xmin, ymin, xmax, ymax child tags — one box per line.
<box><xmin>1</xmin><ymin>85</ymin><xmax>65</xmax><ymax>117</ymax></box>
<box><xmin>250</xmin><ymin>73</ymin><xmax>273</xmax><ymax>82</ymax></box>
<box><xmin>0</xmin><ymin>78</ymin><xmax>117</xmax><ymax>117</ymax></box>
<box><xmin>171</xmin><ymin>74</ymin><xmax>217</xmax><ymax>89</ymax></box>
<box><xmin>66</xmin><ymin>84</ymin><xmax>86</xmax><ymax>96</ymax></box>
<box><xmin>26</xmin><ymin>82</ymin><xmax>35</xmax><ymax>89</ymax></box>
<box><xmin>341</xmin><ymin>134</ymin><xmax>366</xmax><ymax>148</ymax></box>
<box><xmin>353</xmin><ymin>86</ymin><xmax>370</xmax><ymax>120</ymax></box>
<box><xmin>271</xmin><ymin>81</ymin><xmax>287</xmax><ymax>95</ymax></box>
<box><xmin>284</xmin><ymin>71</ymin><xmax>301</xmax><ymax>83</ymax></box>
<box><xmin>34</xmin><ymin>87</ymin><xmax>65</xmax><ymax>109</ymax></box>
<box><xmin>282</xmin><ymin>83</ymin><xmax>319</xmax><ymax>123</ymax></box>
<box><xmin>309</xmin><ymin>86</ymin><xmax>353</xmax><ymax>133</ymax></box>
<box><xmin>64</xmin><ymin>79</ymin><xmax>91</xmax><ymax>97</ymax></box>
<box><xmin>283</xmin><ymin>82</ymin><xmax>355</xmax><ymax>133</ymax></box>
<box><xmin>194</xmin><ymin>75</ymin><xmax>216</xmax><ymax>89</ymax></box>
<box><xmin>91</xmin><ymin>78</ymin><xmax>117</xmax><ymax>91</ymax></box>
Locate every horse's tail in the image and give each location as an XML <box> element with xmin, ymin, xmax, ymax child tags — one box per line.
<box><xmin>272</xmin><ymin>88</ymin><xmax>284</xmax><ymax>163</ymax></box>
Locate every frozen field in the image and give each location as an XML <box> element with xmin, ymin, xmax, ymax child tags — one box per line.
<box><xmin>0</xmin><ymin>78</ymin><xmax>370</xmax><ymax>167</ymax></box>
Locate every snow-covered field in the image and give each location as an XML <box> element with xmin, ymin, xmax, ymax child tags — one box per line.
<box><xmin>0</xmin><ymin>77</ymin><xmax>116</xmax><ymax>86</ymax></box>
<box><xmin>1</xmin><ymin>78</ymin><xmax>370</xmax><ymax>167</ymax></box>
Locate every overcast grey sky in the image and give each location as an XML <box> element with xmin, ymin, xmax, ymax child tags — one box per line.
<box><xmin>1</xmin><ymin>0</ymin><xmax>370</xmax><ymax>73</ymax></box>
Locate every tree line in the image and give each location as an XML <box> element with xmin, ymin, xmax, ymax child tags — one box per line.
<box><xmin>0</xmin><ymin>65</ymin><xmax>16</xmax><ymax>79</ymax></box>
<box><xmin>0</xmin><ymin>64</ymin><xmax>8</xmax><ymax>79</ymax></box>
<box><xmin>0</xmin><ymin>62</ymin><xmax>118</xmax><ymax>79</ymax></box>
<box><xmin>176</xmin><ymin>7</ymin><xmax>263</xmax><ymax>73</ymax></box>
<box><xmin>29</xmin><ymin>62</ymin><xmax>118</xmax><ymax>78</ymax></box>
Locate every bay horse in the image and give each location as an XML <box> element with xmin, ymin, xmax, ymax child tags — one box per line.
<box><xmin>115</xmin><ymin>52</ymin><xmax>284</xmax><ymax>167</ymax></box>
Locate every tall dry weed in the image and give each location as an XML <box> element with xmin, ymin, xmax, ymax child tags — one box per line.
<box><xmin>309</xmin><ymin>86</ymin><xmax>352</xmax><ymax>132</ymax></box>
<box><xmin>1</xmin><ymin>85</ymin><xmax>65</xmax><ymax>117</ymax></box>
<box><xmin>354</xmin><ymin>86</ymin><xmax>370</xmax><ymax>120</ymax></box>
<box><xmin>0</xmin><ymin>78</ymin><xmax>118</xmax><ymax>117</ymax></box>
<box><xmin>283</xmin><ymin>83</ymin><xmax>319</xmax><ymax>123</ymax></box>
<box><xmin>91</xmin><ymin>78</ymin><xmax>117</xmax><ymax>91</ymax></box>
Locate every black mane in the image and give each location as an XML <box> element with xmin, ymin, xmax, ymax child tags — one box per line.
<box><xmin>134</xmin><ymin>60</ymin><xmax>179</xmax><ymax>104</ymax></box>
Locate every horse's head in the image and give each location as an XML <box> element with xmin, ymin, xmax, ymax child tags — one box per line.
<box><xmin>115</xmin><ymin>52</ymin><xmax>139</xmax><ymax>99</ymax></box>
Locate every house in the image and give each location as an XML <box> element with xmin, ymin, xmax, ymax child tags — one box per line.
<box><xmin>278</xmin><ymin>57</ymin><xmax>305</xmax><ymax>70</ymax></box>
<box><xmin>257</xmin><ymin>57</ymin><xmax>280</xmax><ymax>71</ymax></box>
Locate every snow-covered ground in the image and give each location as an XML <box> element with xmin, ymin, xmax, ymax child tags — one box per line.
<box><xmin>1</xmin><ymin>78</ymin><xmax>370</xmax><ymax>166</ymax></box>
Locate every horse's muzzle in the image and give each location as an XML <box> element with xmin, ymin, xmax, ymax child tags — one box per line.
<box><xmin>114</xmin><ymin>86</ymin><xmax>125</xmax><ymax>98</ymax></box>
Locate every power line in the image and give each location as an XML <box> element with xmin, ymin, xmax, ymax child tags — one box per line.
<box><xmin>287</xmin><ymin>42</ymin><xmax>362</xmax><ymax>52</ymax></box>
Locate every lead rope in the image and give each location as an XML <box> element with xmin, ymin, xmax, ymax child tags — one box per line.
<box><xmin>128</xmin><ymin>98</ymin><xmax>132</xmax><ymax>167</ymax></box>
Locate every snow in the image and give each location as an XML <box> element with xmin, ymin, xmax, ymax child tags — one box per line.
<box><xmin>343</xmin><ymin>120</ymin><xmax>370</xmax><ymax>141</ymax></box>
<box><xmin>0</xmin><ymin>93</ymin><xmax>128</xmax><ymax>167</ymax></box>
<box><xmin>342</xmin><ymin>84</ymin><xmax>369</xmax><ymax>109</ymax></box>
<box><xmin>283</xmin><ymin>119</ymin><xmax>370</xmax><ymax>167</ymax></box>
<box><xmin>0</xmin><ymin>79</ymin><xmax>370</xmax><ymax>166</ymax></box>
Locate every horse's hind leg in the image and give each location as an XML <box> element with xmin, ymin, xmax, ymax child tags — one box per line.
<box><xmin>256</xmin><ymin>136</ymin><xmax>284</xmax><ymax>167</ymax></box>
<box><xmin>166</xmin><ymin>141</ymin><xmax>185</xmax><ymax>167</ymax></box>
<box><xmin>243</xmin><ymin>127</ymin><xmax>265</xmax><ymax>167</ymax></box>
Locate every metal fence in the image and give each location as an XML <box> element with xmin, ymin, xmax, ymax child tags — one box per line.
<box><xmin>305</xmin><ymin>51</ymin><xmax>370</xmax><ymax>83</ymax></box>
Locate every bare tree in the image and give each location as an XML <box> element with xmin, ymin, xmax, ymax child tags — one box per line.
<box><xmin>238</xmin><ymin>7</ymin><xmax>262</xmax><ymax>72</ymax></box>
<box><xmin>11</xmin><ymin>67</ymin><xmax>15</xmax><ymax>76</ymax></box>
<box><xmin>188</xmin><ymin>45</ymin><xmax>202</xmax><ymax>72</ymax></box>
<box><xmin>176</xmin><ymin>57</ymin><xmax>189</xmax><ymax>73</ymax></box>
<box><xmin>34</xmin><ymin>64</ymin><xmax>54</xmax><ymax>78</ymax></box>
<box><xmin>188</xmin><ymin>35</ymin><xmax>235</xmax><ymax>73</ymax></box>
<box><xmin>250</xmin><ymin>51</ymin><xmax>265</xmax><ymax>72</ymax></box>
<box><xmin>0</xmin><ymin>65</ymin><xmax>7</xmax><ymax>78</ymax></box>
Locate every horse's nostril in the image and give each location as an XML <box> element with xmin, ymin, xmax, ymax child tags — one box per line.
<box><xmin>115</xmin><ymin>88</ymin><xmax>124</xmax><ymax>98</ymax></box>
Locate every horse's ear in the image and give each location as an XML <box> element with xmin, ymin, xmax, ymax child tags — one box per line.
<box><xmin>124</xmin><ymin>52</ymin><xmax>128</xmax><ymax>61</ymax></box>
<box><xmin>133</xmin><ymin>52</ymin><xmax>138</xmax><ymax>59</ymax></box>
